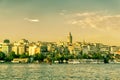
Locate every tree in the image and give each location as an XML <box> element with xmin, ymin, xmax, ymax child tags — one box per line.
<box><xmin>90</xmin><ymin>52</ymin><xmax>104</xmax><ymax>59</ymax></box>
<box><xmin>82</xmin><ymin>54</ymin><xmax>89</xmax><ymax>59</ymax></box>
<box><xmin>20</xmin><ymin>53</ymin><xmax>29</xmax><ymax>58</ymax></box>
<box><xmin>5</xmin><ymin>51</ymin><xmax>16</xmax><ymax>62</ymax></box>
<box><xmin>4</xmin><ymin>39</ymin><xmax>10</xmax><ymax>43</ymax></box>
<box><xmin>0</xmin><ymin>52</ymin><xmax>5</xmax><ymax>60</ymax></box>
<box><xmin>34</xmin><ymin>53</ymin><xmax>46</xmax><ymax>62</ymax></box>
<box><xmin>63</xmin><ymin>54</ymin><xmax>69</xmax><ymax>61</ymax></box>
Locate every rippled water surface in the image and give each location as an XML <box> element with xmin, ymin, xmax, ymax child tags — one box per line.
<box><xmin>0</xmin><ymin>63</ymin><xmax>120</xmax><ymax>80</ymax></box>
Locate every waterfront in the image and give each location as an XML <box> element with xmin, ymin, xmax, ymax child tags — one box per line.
<box><xmin>0</xmin><ymin>64</ymin><xmax>120</xmax><ymax>80</ymax></box>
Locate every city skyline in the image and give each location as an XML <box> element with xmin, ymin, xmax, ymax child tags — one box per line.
<box><xmin>0</xmin><ymin>0</ymin><xmax>120</xmax><ymax>45</ymax></box>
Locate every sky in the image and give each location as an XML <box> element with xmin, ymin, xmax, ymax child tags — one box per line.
<box><xmin>0</xmin><ymin>0</ymin><xmax>120</xmax><ymax>45</ymax></box>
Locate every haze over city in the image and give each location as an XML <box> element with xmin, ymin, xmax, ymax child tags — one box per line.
<box><xmin>0</xmin><ymin>0</ymin><xmax>120</xmax><ymax>45</ymax></box>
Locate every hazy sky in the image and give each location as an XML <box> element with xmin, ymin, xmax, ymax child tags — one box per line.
<box><xmin>0</xmin><ymin>0</ymin><xmax>120</xmax><ymax>45</ymax></box>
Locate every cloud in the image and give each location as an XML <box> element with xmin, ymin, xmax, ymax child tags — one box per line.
<box><xmin>59</xmin><ymin>12</ymin><xmax>65</xmax><ymax>16</ymax></box>
<box><xmin>24</xmin><ymin>18</ymin><xmax>39</xmax><ymax>23</ymax></box>
<box><xmin>59</xmin><ymin>10</ymin><xmax>68</xmax><ymax>16</ymax></box>
<box><xmin>63</xmin><ymin>11</ymin><xmax>120</xmax><ymax>31</ymax></box>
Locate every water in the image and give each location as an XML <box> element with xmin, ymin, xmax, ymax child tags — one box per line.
<box><xmin>0</xmin><ymin>63</ymin><xmax>120</xmax><ymax>80</ymax></box>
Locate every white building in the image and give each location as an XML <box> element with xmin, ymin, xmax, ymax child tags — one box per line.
<box><xmin>18</xmin><ymin>45</ymin><xmax>25</xmax><ymax>54</ymax></box>
<box><xmin>2</xmin><ymin>43</ymin><xmax>11</xmax><ymax>54</ymax></box>
<box><xmin>29</xmin><ymin>45</ymin><xmax>37</xmax><ymax>55</ymax></box>
<box><xmin>12</xmin><ymin>46</ymin><xmax>18</xmax><ymax>55</ymax></box>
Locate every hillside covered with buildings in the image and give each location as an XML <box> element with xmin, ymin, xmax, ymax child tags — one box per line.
<box><xmin>0</xmin><ymin>32</ymin><xmax>120</xmax><ymax>63</ymax></box>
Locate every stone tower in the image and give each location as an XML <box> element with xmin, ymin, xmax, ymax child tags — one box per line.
<box><xmin>67</xmin><ymin>32</ymin><xmax>72</xmax><ymax>44</ymax></box>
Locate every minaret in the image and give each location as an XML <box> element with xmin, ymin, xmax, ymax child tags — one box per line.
<box><xmin>67</xmin><ymin>32</ymin><xmax>72</xmax><ymax>44</ymax></box>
